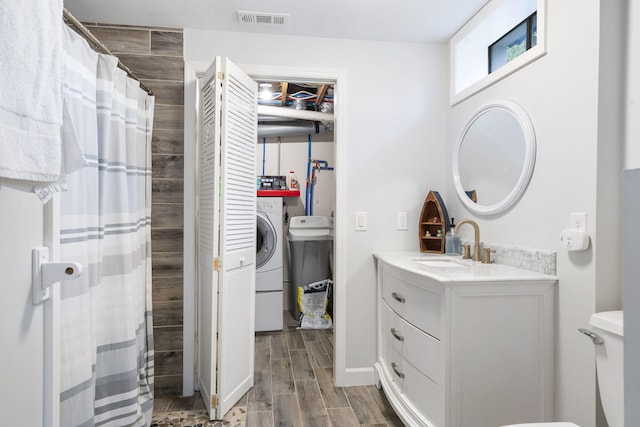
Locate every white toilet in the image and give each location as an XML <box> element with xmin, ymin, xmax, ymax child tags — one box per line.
<box><xmin>502</xmin><ymin>310</ymin><xmax>624</xmax><ymax>427</ymax></box>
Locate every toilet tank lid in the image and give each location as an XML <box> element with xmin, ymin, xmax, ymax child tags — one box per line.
<box><xmin>589</xmin><ymin>310</ymin><xmax>623</xmax><ymax>336</ymax></box>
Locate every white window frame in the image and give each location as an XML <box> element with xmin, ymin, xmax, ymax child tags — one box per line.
<box><xmin>450</xmin><ymin>0</ymin><xmax>547</xmax><ymax>105</ymax></box>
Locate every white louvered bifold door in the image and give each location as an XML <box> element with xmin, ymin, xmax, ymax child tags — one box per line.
<box><xmin>217</xmin><ymin>58</ymin><xmax>257</xmax><ymax>417</ymax></box>
<box><xmin>198</xmin><ymin>57</ymin><xmax>223</xmax><ymax>421</ymax></box>
<box><xmin>197</xmin><ymin>57</ymin><xmax>257</xmax><ymax>421</ymax></box>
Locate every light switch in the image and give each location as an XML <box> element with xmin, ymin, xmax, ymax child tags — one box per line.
<box><xmin>355</xmin><ymin>212</ymin><xmax>367</xmax><ymax>231</ymax></box>
<box><xmin>397</xmin><ymin>211</ymin><xmax>408</xmax><ymax>231</ymax></box>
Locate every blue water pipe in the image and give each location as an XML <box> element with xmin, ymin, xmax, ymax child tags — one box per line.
<box><xmin>261</xmin><ymin>137</ymin><xmax>266</xmax><ymax>176</ymax></box>
<box><xmin>305</xmin><ymin>134</ymin><xmax>312</xmax><ymax>215</ymax></box>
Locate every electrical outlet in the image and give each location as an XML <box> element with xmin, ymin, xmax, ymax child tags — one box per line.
<box><xmin>570</xmin><ymin>212</ymin><xmax>587</xmax><ymax>231</ymax></box>
<box><xmin>397</xmin><ymin>211</ymin><xmax>408</xmax><ymax>231</ymax></box>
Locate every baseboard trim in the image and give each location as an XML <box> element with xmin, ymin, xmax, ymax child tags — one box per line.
<box><xmin>336</xmin><ymin>366</ymin><xmax>376</xmax><ymax>387</ymax></box>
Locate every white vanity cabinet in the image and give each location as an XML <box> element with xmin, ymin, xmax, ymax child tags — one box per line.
<box><xmin>374</xmin><ymin>254</ymin><xmax>557</xmax><ymax>427</ymax></box>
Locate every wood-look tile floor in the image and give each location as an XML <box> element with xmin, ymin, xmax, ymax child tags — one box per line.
<box><xmin>152</xmin><ymin>326</ymin><xmax>404</xmax><ymax>427</ymax></box>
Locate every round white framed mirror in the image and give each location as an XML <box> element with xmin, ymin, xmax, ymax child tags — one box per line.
<box><xmin>453</xmin><ymin>100</ymin><xmax>536</xmax><ymax>215</ymax></box>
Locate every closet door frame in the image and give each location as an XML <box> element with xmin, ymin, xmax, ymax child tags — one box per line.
<box><xmin>184</xmin><ymin>60</ymin><xmax>348</xmax><ymax>393</ymax></box>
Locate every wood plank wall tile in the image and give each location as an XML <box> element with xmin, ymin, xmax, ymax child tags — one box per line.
<box><xmin>152</xmin><ymin>180</ymin><xmax>184</xmax><ymax>204</ymax></box>
<box><xmin>152</xmin><ymin>128</ymin><xmax>185</xmax><ymax>154</ymax></box>
<box><xmin>84</xmin><ymin>23</ymin><xmax>185</xmax><ymax>397</ymax></box>
<box><xmin>141</xmin><ymin>80</ymin><xmax>184</xmax><ymax>106</ymax></box>
<box><xmin>117</xmin><ymin>54</ymin><xmax>184</xmax><ymax>80</ymax></box>
<box><xmin>82</xmin><ymin>26</ymin><xmax>150</xmax><ymax>54</ymax></box>
<box><xmin>154</xmin><ymin>326</ymin><xmax>184</xmax><ymax>351</ymax></box>
<box><xmin>151</xmin><ymin>229</ymin><xmax>184</xmax><ymax>252</ymax></box>
<box><xmin>154</xmin><ymin>302</ymin><xmax>184</xmax><ymax>326</ymax></box>
<box><xmin>151</xmin><ymin>204</ymin><xmax>184</xmax><ymax>229</ymax></box>
<box><xmin>152</xmin><ymin>252</ymin><xmax>184</xmax><ymax>277</ymax></box>
<box><xmin>95</xmin><ymin>22</ymin><xmax>181</xmax><ymax>32</ymax></box>
<box><xmin>151</xmin><ymin>31</ymin><xmax>184</xmax><ymax>56</ymax></box>
<box><xmin>151</xmin><ymin>154</ymin><xmax>184</xmax><ymax>180</ymax></box>
<box><xmin>152</xmin><ymin>277</ymin><xmax>183</xmax><ymax>302</ymax></box>
<box><xmin>155</xmin><ymin>351</ymin><xmax>184</xmax><ymax>376</ymax></box>
<box><xmin>154</xmin><ymin>105</ymin><xmax>185</xmax><ymax>130</ymax></box>
<box><xmin>152</xmin><ymin>154</ymin><xmax>184</xmax><ymax>179</ymax></box>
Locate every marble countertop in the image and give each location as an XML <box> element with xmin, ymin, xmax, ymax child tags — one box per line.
<box><xmin>374</xmin><ymin>251</ymin><xmax>558</xmax><ymax>283</ymax></box>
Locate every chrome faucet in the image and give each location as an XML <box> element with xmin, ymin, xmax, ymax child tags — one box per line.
<box><xmin>454</xmin><ymin>219</ymin><xmax>481</xmax><ymax>261</ymax></box>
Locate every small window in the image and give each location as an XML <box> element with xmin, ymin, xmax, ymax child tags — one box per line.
<box><xmin>450</xmin><ymin>0</ymin><xmax>546</xmax><ymax>104</ymax></box>
<box><xmin>489</xmin><ymin>12</ymin><xmax>537</xmax><ymax>73</ymax></box>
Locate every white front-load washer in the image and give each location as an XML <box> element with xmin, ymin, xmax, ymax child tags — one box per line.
<box><xmin>256</xmin><ymin>197</ymin><xmax>283</xmax><ymax>331</ymax></box>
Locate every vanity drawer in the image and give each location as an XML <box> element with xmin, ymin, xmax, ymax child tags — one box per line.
<box><xmin>382</xmin><ymin>337</ymin><xmax>444</xmax><ymax>427</ymax></box>
<box><xmin>381</xmin><ymin>265</ymin><xmax>442</xmax><ymax>339</ymax></box>
<box><xmin>381</xmin><ymin>300</ymin><xmax>444</xmax><ymax>384</ymax></box>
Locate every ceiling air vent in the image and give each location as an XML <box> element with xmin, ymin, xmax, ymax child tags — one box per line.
<box><xmin>237</xmin><ymin>11</ymin><xmax>290</xmax><ymax>26</ymax></box>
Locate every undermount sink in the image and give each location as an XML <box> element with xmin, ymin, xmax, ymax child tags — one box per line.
<box><xmin>414</xmin><ymin>259</ymin><xmax>464</xmax><ymax>268</ymax></box>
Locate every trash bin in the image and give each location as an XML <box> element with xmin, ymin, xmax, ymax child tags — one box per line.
<box><xmin>288</xmin><ymin>216</ymin><xmax>333</xmax><ymax>321</ymax></box>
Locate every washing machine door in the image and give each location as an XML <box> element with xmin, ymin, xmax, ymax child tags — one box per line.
<box><xmin>256</xmin><ymin>212</ymin><xmax>277</xmax><ymax>269</ymax></box>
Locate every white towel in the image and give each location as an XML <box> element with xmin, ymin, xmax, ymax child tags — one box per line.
<box><xmin>0</xmin><ymin>0</ymin><xmax>66</xmax><ymax>201</ymax></box>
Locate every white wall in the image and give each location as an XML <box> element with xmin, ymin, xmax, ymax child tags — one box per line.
<box><xmin>184</xmin><ymin>30</ymin><xmax>450</xmax><ymax>381</ymax></box>
<box><xmin>446</xmin><ymin>1</ymin><xmax>624</xmax><ymax>426</ymax></box>
<box><xmin>624</xmin><ymin>1</ymin><xmax>640</xmax><ymax>426</ymax></box>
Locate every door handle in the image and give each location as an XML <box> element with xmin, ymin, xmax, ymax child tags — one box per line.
<box><xmin>391</xmin><ymin>292</ymin><xmax>405</xmax><ymax>303</ymax></box>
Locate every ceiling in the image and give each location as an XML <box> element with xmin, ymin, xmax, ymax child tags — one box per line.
<box><xmin>63</xmin><ymin>0</ymin><xmax>490</xmax><ymax>44</ymax></box>
<box><xmin>256</xmin><ymin>81</ymin><xmax>335</xmax><ymax>139</ymax></box>
<box><xmin>257</xmin><ymin>81</ymin><xmax>332</xmax><ymax>110</ymax></box>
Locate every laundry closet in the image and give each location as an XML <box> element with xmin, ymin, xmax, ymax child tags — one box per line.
<box><xmin>255</xmin><ymin>80</ymin><xmax>336</xmax><ymax>332</ymax></box>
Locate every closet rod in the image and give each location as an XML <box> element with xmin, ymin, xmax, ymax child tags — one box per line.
<box><xmin>62</xmin><ymin>8</ymin><xmax>153</xmax><ymax>96</ymax></box>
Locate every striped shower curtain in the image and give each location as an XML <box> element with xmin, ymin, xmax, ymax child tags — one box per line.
<box><xmin>59</xmin><ymin>25</ymin><xmax>154</xmax><ymax>426</ymax></box>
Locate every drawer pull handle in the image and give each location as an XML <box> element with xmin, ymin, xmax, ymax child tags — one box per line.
<box><xmin>390</xmin><ymin>328</ymin><xmax>404</xmax><ymax>342</ymax></box>
<box><xmin>391</xmin><ymin>292</ymin><xmax>405</xmax><ymax>303</ymax></box>
<box><xmin>391</xmin><ymin>362</ymin><xmax>405</xmax><ymax>379</ymax></box>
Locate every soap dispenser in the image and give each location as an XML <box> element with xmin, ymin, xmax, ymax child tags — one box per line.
<box><xmin>445</xmin><ymin>218</ymin><xmax>460</xmax><ymax>255</ymax></box>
